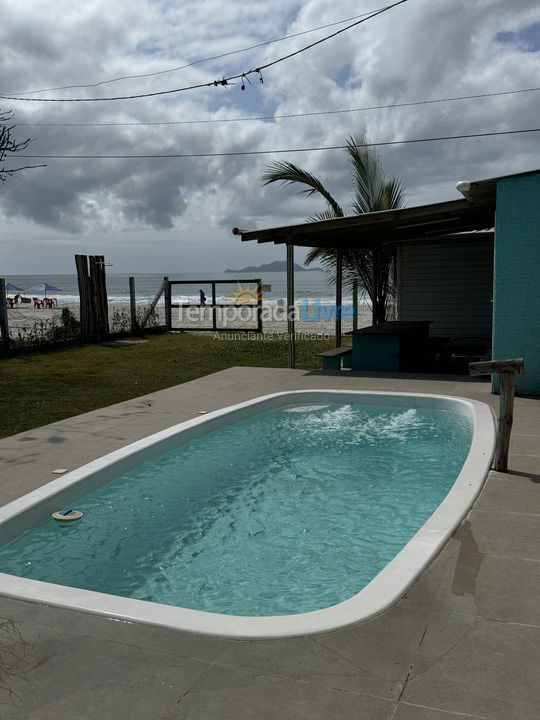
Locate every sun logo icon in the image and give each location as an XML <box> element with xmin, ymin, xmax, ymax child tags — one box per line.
<box><xmin>223</xmin><ymin>281</ymin><xmax>262</xmax><ymax>305</ymax></box>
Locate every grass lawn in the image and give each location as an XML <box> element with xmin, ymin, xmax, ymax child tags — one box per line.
<box><xmin>0</xmin><ymin>332</ymin><xmax>334</xmax><ymax>439</ymax></box>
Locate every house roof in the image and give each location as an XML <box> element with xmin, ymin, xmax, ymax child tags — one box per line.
<box><xmin>233</xmin><ymin>198</ymin><xmax>495</xmax><ymax>249</ymax></box>
<box><xmin>457</xmin><ymin>167</ymin><xmax>540</xmax><ymax>204</ymax></box>
<box><xmin>232</xmin><ymin>167</ymin><xmax>539</xmax><ymax>249</ymax></box>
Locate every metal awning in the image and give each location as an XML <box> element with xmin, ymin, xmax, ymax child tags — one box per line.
<box><xmin>233</xmin><ymin>198</ymin><xmax>495</xmax><ymax>249</ymax></box>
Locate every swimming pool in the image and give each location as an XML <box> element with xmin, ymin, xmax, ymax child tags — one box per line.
<box><xmin>0</xmin><ymin>391</ymin><xmax>495</xmax><ymax>638</ymax></box>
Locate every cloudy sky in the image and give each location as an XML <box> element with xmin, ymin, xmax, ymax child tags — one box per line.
<box><xmin>1</xmin><ymin>0</ymin><xmax>539</xmax><ymax>274</ymax></box>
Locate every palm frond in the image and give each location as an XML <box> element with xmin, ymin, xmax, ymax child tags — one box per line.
<box><xmin>306</xmin><ymin>209</ymin><xmax>340</xmax><ymax>223</ymax></box>
<box><xmin>382</xmin><ymin>177</ymin><xmax>407</xmax><ymax>209</ymax></box>
<box><xmin>261</xmin><ymin>161</ymin><xmax>344</xmax><ymax>217</ymax></box>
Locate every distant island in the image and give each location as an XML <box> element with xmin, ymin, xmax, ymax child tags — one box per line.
<box><xmin>224</xmin><ymin>260</ymin><xmax>316</xmax><ymax>273</ymax></box>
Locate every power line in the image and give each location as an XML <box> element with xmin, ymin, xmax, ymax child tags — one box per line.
<box><xmin>17</xmin><ymin>127</ymin><xmax>540</xmax><ymax>159</ymax></box>
<box><xmin>14</xmin><ymin>86</ymin><xmax>540</xmax><ymax>127</ymax></box>
<box><xmin>0</xmin><ymin>1</ymin><xmax>408</xmax><ymax>103</ymax></box>
<box><xmin>3</xmin><ymin>6</ymin><xmax>390</xmax><ymax>96</ymax></box>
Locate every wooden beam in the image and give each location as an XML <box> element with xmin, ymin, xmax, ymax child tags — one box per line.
<box><xmin>352</xmin><ymin>279</ymin><xmax>359</xmax><ymax>332</ymax></box>
<box><xmin>371</xmin><ymin>248</ymin><xmax>380</xmax><ymax>324</ymax></box>
<box><xmin>469</xmin><ymin>358</ymin><xmax>524</xmax><ymax>375</ymax></box>
<box><xmin>335</xmin><ymin>248</ymin><xmax>342</xmax><ymax>347</ymax></box>
<box><xmin>469</xmin><ymin>357</ymin><xmax>524</xmax><ymax>472</ymax></box>
<box><xmin>286</xmin><ymin>242</ymin><xmax>295</xmax><ymax>369</ymax></box>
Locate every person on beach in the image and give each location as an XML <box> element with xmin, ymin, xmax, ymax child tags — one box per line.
<box><xmin>199</xmin><ymin>289</ymin><xmax>206</xmax><ymax>307</ymax></box>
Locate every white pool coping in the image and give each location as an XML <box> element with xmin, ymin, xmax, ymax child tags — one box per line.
<box><xmin>0</xmin><ymin>390</ymin><xmax>495</xmax><ymax>639</ymax></box>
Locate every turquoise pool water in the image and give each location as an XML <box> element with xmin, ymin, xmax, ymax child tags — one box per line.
<box><xmin>0</xmin><ymin>403</ymin><xmax>472</xmax><ymax>616</ymax></box>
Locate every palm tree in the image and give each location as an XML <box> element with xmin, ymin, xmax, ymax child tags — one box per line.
<box><xmin>261</xmin><ymin>135</ymin><xmax>406</xmax><ymax>323</ymax></box>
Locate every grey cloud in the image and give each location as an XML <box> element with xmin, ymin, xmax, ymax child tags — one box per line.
<box><xmin>2</xmin><ymin>0</ymin><xmax>540</xmax><ymax>273</ymax></box>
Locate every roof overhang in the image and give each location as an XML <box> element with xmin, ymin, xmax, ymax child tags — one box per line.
<box><xmin>233</xmin><ymin>197</ymin><xmax>495</xmax><ymax>249</ymax></box>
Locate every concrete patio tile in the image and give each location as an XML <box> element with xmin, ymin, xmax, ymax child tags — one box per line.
<box><xmin>507</xmin><ymin>454</ymin><xmax>540</xmax><ymax>476</ymax></box>
<box><xmin>169</xmin><ymin>665</ymin><xmax>395</xmax><ymax>720</ymax></box>
<box><xmin>475</xmin><ymin>471</ymin><xmax>540</xmax><ymax>515</ymax></box>
<box><xmin>437</xmin><ymin>549</ymin><xmax>540</xmax><ymax>625</ymax></box>
<box><xmin>1</xmin><ymin>597</ymin><xmax>228</xmax><ymax>664</ymax></box>
<box><xmin>394</xmin><ymin>702</ymin><xmax>491</xmax><ymax>719</ymax></box>
<box><xmin>301</xmin><ymin>603</ymin><xmax>434</xmax><ymax>700</ymax></box>
<box><xmin>402</xmin><ymin>614</ymin><xmax>540</xmax><ymax>720</ymax></box>
<box><xmin>467</xmin><ymin>509</ymin><xmax>540</xmax><ymax>559</ymax></box>
<box><xmin>0</xmin><ymin>632</ymin><xmax>210</xmax><ymax>719</ymax></box>
<box><xmin>506</xmin><ymin>435</ymin><xmax>540</xmax><ymax>457</ymax></box>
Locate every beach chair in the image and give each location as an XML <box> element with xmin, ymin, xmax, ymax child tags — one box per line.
<box><xmin>7</xmin><ymin>297</ymin><xmax>14</xmax><ymax>309</ymax></box>
<box><xmin>33</xmin><ymin>297</ymin><xmax>43</xmax><ymax>309</ymax></box>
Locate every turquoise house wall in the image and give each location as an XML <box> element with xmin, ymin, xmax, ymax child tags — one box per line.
<box><xmin>493</xmin><ymin>173</ymin><xmax>540</xmax><ymax>395</ymax></box>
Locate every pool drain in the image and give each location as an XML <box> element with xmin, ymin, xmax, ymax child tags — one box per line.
<box><xmin>52</xmin><ymin>509</ymin><xmax>83</xmax><ymax>522</ymax></box>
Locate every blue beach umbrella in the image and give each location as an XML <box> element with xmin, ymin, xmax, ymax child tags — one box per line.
<box><xmin>5</xmin><ymin>282</ymin><xmax>23</xmax><ymax>292</ymax></box>
<box><xmin>27</xmin><ymin>282</ymin><xmax>62</xmax><ymax>297</ymax></box>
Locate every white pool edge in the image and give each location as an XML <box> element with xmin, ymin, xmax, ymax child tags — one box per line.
<box><xmin>0</xmin><ymin>390</ymin><xmax>496</xmax><ymax>639</ymax></box>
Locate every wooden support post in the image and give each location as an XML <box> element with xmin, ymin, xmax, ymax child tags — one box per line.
<box><xmin>372</xmin><ymin>248</ymin><xmax>381</xmax><ymax>325</ymax></box>
<box><xmin>211</xmin><ymin>282</ymin><xmax>217</xmax><ymax>331</ymax></box>
<box><xmin>75</xmin><ymin>254</ymin><xmax>92</xmax><ymax>340</ymax></box>
<box><xmin>129</xmin><ymin>276</ymin><xmax>137</xmax><ymax>333</ymax></box>
<box><xmin>286</xmin><ymin>242</ymin><xmax>295</xmax><ymax>369</ymax></box>
<box><xmin>470</xmin><ymin>357</ymin><xmax>524</xmax><ymax>472</ymax></box>
<box><xmin>256</xmin><ymin>279</ymin><xmax>263</xmax><ymax>334</ymax></box>
<box><xmin>90</xmin><ymin>255</ymin><xmax>109</xmax><ymax>341</ymax></box>
<box><xmin>335</xmin><ymin>248</ymin><xmax>343</xmax><ymax>347</ymax></box>
<box><xmin>164</xmin><ymin>276</ymin><xmax>172</xmax><ymax>330</ymax></box>
<box><xmin>371</xmin><ymin>249</ymin><xmax>378</xmax><ymax>325</ymax></box>
<box><xmin>352</xmin><ymin>279</ymin><xmax>359</xmax><ymax>332</ymax></box>
<box><xmin>0</xmin><ymin>279</ymin><xmax>10</xmax><ymax>351</ymax></box>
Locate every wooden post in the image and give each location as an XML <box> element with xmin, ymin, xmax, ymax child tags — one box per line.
<box><xmin>256</xmin><ymin>279</ymin><xmax>263</xmax><ymax>334</ymax></box>
<box><xmin>129</xmin><ymin>276</ymin><xmax>137</xmax><ymax>333</ymax></box>
<box><xmin>0</xmin><ymin>279</ymin><xmax>10</xmax><ymax>351</ymax></box>
<box><xmin>372</xmin><ymin>248</ymin><xmax>381</xmax><ymax>325</ymax></box>
<box><xmin>163</xmin><ymin>277</ymin><xmax>171</xmax><ymax>330</ymax></box>
<box><xmin>211</xmin><ymin>282</ymin><xmax>217</xmax><ymax>331</ymax></box>
<box><xmin>470</xmin><ymin>357</ymin><xmax>524</xmax><ymax>472</ymax></box>
<box><xmin>286</xmin><ymin>242</ymin><xmax>295</xmax><ymax>369</ymax></box>
<box><xmin>335</xmin><ymin>248</ymin><xmax>343</xmax><ymax>347</ymax></box>
<box><xmin>352</xmin><ymin>279</ymin><xmax>359</xmax><ymax>332</ymax></box>
<box><xmin>90</xmin><ymin>255</ymin><xmax>109</xmax><ymax>341</ymax></box>
<box><xmin>75</xmin><ymin>254</ymin><xmax>92</xmax><ymax>339</ymax></box>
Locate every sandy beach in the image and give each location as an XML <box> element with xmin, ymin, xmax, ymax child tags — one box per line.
<box><xmin>5</xmin><ymin>300</ymin><xmax>371</xmax><ymax>339</ymax></box>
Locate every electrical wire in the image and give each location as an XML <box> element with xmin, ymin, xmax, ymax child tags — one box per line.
<box><xmin>13</xmin><ymin>86</ymin><xmax>540</xmax><ymax>127</ymax></box>
<box><xmin>0</xmin><ymin>1</ymin><xmax>408</xmax><ymax>103</ymax></box>
<box><xmin>17</xmin><ymin>127</ymin><xmax>540</xmax><ymax>160</ymax></box>
<box><xmin>3</xmin><ymin>5</ymin><xmax>391</xmax><ymax>96</ymax></box>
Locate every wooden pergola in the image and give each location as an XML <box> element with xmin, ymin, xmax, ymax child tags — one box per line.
<box><xmin>233</xmin><ymin>194</ymin><xmax>495</xmax><ymax>368</ymax></box>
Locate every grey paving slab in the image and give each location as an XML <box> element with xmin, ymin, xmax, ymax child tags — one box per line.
<box><xmin>1</xmin><ymin>597</ymin><xmax>228</xmax><ymax>664</ymax></box>
<box><xmin>474</xmin><ymin>471</ymin><xmax>540</xmax><ymax>514</ymax></box>
<box><xmin>394</xmin><ymin>703</ymin><xmax>491</xmax><ymax>719</ymax></box>
<box><xmin>467</xmin><ymin>509</ymin><xmax>540</xmax><ymax>559</ymax></box>
<box><xmin>169</xmin><ymin>665</ymin><xmax>395</xmax><ymax>720</ymax></box>
<box><xmin>0</xmin><ymin>629</ymin><xmax>210</xmax><ymax>719</ymax></box>
<box><xmin>438</xmin><ymin>552</ymin><xmax>540</xmax><ymax>626</ymax></box>
<box><xmin>402</xmin><ymin>614</ymin><xmax>540</xmax><ymax>720</ymax></box>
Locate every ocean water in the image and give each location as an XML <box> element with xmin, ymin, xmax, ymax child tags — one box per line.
<box><xmin>4</xmin><ymin>271</ymin><xmax>343</xmax><ymax>307</ymax></box>
<box><xmin>0</xmin><ymin>402</ymin><xmax>472</xmax><ymax>616</ymax></box>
